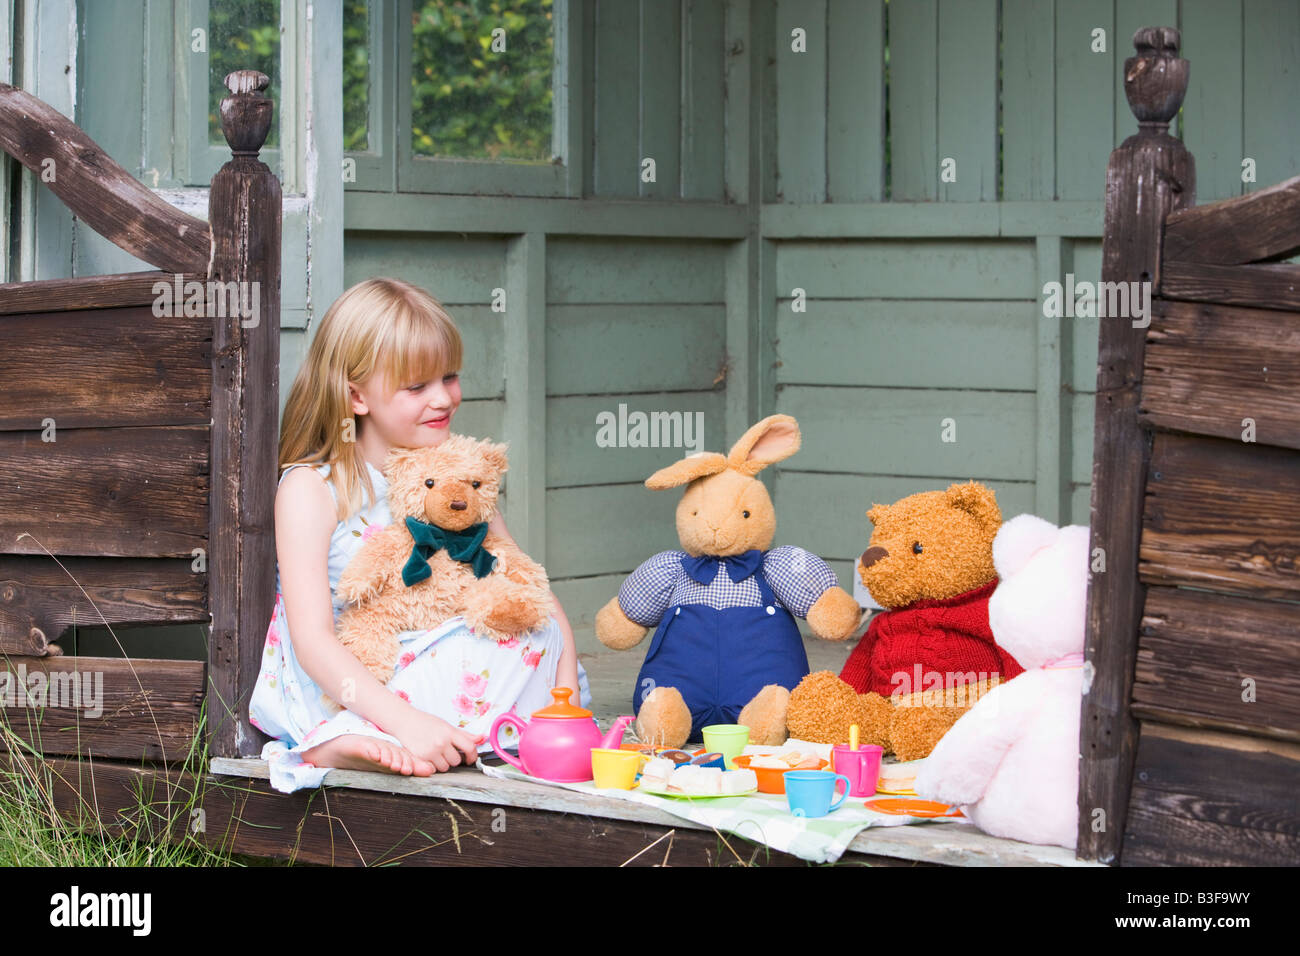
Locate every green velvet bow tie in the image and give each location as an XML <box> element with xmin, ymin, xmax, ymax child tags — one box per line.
<box><xmin>401</xmin><ymin>515</ymin><xmax>497</xmax><ymax>586</ymax></box>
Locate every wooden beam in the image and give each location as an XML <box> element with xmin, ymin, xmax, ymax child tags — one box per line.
<box><xmin>206</xmin><ymin>71</ymin><xmax>281</xmax><ymax>759</ymax></box>
<box><xmin>210</xmin><ymin>756</ymin><xmax>1094</xmax><ymax>866</ymax></box>
<box><xmin>1123</xmin><ymin>722</ymin><xmax>1300</xmax><ymax>866</ymax></box>
<box><xmin>1163</xmin><ymin>174</ymin><xmax>1300</xmax><ymax>264</ymax></box>
<box><xmin>1140</xmin><ymin>298</ymin><xmax>1300</xmax><ymax>451</ymax></box>
<box><xmin>1034</xmin><ymin>235</ymin><xmax>1068</xmax><ymax>523</ymax></box>
<box><xmin>0</xmin><ymin>298</ymin><xmax>211</xmax><ymax>430</ymax></box>
<box><xmin>1159</xmin><ymin>259</ymin><xmax>1300</xmax><ymax>313</ymax></box>
<box><xmin>0</xmin><ymin>270</ymin><xmax>186</xmax><ymax>315</ymax></box>
<box><xmin>0</xmin><ymin>426</ymin><xmax>210</xmax><ymax>558</ymax></box>
<box><xmin>1136</xmin><ymin>587</ymin><xmax>1300</xmax><ymax>742</ymax></box>
<box><xmin>0</xmin><ymin>83</ymin><xmax>210</xmax><ymax>273</ymax></box>
<box><xmin>1079</xmin><ymin>25</ymin><xmax>1195</xmax><ymax>865</ymax></box>
<box><xmin>0</xmin><ymin>657</ymin><xmax>204</xmax><ymax>761</ymax></box>
<box><xmin>502</xmin><ymin>232</ymin><xmax>546</xmax><ymax>560</ymax></box>
<box><xmin>1140</xmin><ymin>433</ymin><xmax>1300</xmax><ymax>601</ymax></box>
<box><xmin>0</xmin><ymin>556</ymin><xmax>207</xmax><ymax>654</ymax></box>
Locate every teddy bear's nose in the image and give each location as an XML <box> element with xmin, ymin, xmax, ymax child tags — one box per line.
<box><xmin>861</xmin><ymin>546</ymin><xmax>888</xmax><ymax>569</ymax></box>
<box><xmin>449</xmin><ymin>500</ymin><xmax>468</xmax><ymax>511</ymax></box>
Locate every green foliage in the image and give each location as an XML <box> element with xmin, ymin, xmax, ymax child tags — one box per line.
<box><xmin>208</xmin><ymin>0</ymin><xmax>281</xmax><ymax>148</ymax></box>
<box><xmin>410</xmin><ymin>0</ymin><xmax>555</xmax><ymax>161</ymax></box>
<box><xmin>344</xmin><ymin>1</ymin><xmax>371</xmax><ymax>152</ymax></box>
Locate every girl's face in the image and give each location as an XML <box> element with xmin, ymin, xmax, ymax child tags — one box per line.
<box><xmin>351</xmin><ymin>369</ymin><xmax>462</xmax><ymax>453</ymax></box>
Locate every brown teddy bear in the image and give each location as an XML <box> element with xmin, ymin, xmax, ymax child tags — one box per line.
<box><xmin>784</xmin><ymin>481</ymin><xmax>1022</xmax><ymax>760</ymax></box>
<box><xmin>594</xmin><ymin>415</ymin><xmax>862</xmax><ymax>749</ymax></box>
<box><xmin>331</xmin><ymin>435</ymin><xmax>554</xmax><ymax>688</ymax></box>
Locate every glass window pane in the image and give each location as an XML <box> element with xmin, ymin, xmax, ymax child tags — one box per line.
<box><xmin>411</xmin><ymin>0</ymin><xmax>555</xmax><ymax>162</ymax></box>
<box><xmin>344</xmin><ymin>1</ymin><xmax>371</xmax><ymax>152</ymax></box>
<box><xmin>208</xmin><ymin>0</ymin><xmax>281</xmax><ymax>148</ymax></box>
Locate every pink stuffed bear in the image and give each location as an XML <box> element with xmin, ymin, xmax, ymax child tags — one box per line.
<box><xmin>913</xmin><ymin>514</ymin><xmax>1090</xmax><ymax>849</ymax></box>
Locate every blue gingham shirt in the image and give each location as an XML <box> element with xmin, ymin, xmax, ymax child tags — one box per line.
<box><xmin>618</xmin><ymin>546</ymin><xmax>838</xmax><ymax>627</ymax></box>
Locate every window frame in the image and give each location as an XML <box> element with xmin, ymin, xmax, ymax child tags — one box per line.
<box><xmin>341</xmin><ymin>0</ymin><xmax>396</xmax><ymax>192</ymax></box>
<box><xmin>389</xmin><ymin>0</ymin><xmax>582</xmax><ymax>198</ymax></box>
<box><xmin>178</xmin><ymin>0</ymin><xmax>289</xmax><ymax>189</ymax></box>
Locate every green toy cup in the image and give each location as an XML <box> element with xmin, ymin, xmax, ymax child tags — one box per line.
<box><xmin>702</xmin><ymin>724</ymin><xmax>750</xmax><ymax>769</ymax></box>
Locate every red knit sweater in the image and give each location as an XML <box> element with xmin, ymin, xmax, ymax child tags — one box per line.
<box><xmin>839</xmin><ymin>578</ymin><xmax>1024</xmax><ymax>697</ymax></box>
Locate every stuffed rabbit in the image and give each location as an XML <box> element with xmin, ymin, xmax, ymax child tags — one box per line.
<box><xmin>595</xmin><ymin>414</ymin><xmax>862</xmax><ymax>748</ymax></box>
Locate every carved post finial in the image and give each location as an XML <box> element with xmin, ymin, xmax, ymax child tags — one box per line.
<box><xmin>219</xmin><ymin>70</ymin><xmax>273</xmax><ymax>156</ymax></box>
<box><xmin>1123</xmin><ymin>26</ymin><xmax>1188</xmax><ymax>133</ymax></box>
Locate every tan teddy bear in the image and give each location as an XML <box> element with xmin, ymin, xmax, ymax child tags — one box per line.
<box><xmin>784</xmin><ymin>481</ymin><xmax>1021</xmax><ymax>761</ymax></box>
<box><xmin>332</xmin><ymin>435</ymin><xmax>554</xmax><ymax>688</ymax></box>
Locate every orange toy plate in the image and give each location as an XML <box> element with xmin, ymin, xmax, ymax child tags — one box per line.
<box><xmin>730</xmin><ymin>754</ymin><xmax>829</xmax><ymax>795</ymax></box>
<box><xmin>863</xmin><ymin>798</ymin><xmax>963</xmax><ymax>818</ymax></box>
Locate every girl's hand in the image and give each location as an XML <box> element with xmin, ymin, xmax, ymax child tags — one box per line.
<box><xmin>389</xmin><ymin>709</ymin><xmax>482</xmax><ymax>773</ymax></box>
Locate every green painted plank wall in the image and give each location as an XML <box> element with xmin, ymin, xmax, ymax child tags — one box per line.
<box><xmin>544</xmin><ymin>237</ymin><xmax>729</xmax><ymax>579</ymax></box>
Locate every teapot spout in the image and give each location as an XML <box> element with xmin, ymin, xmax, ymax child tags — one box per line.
<box><xmin>600</xmin><ymin>715</ymin><xmax>635</xmax><ymax>750</ymax></box>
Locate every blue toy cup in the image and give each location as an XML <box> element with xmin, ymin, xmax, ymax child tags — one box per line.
<box><xmin>785</xmin><ymin>770</ymin><xmax>853</xmax><ymax>818</ymax></box>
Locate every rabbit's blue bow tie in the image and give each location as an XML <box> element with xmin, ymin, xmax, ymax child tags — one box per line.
<box><xmin>682</xmin><ymin>549</ymin><xmax>763</xmax><ymax>586</ymax></box>
<box><xmin>402</xmin><ymin>515</ymin><xmax>497</xmax><ymax>586</ymax></box>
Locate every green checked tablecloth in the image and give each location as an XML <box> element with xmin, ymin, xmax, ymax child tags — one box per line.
<box><xmin>476</xmin><ymin>754</ymin><xmax>969</xmax><ymax>864</ymax></box>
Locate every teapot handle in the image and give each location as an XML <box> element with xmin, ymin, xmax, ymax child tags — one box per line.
<box><xmin>489</xmin><ymin>712</ymin><xmax>528</xmax><ymax>772</ymax></box>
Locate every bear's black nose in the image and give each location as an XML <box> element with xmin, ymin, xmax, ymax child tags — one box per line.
<box><xmin>861</xmin><ymin>546</ymin><xmax>888</xmax><ymax>569</ymax></box>
<box><xmin>450</xmin><ymin>500</ymin><xmax>467</xmax><ymax>511</ymax></box>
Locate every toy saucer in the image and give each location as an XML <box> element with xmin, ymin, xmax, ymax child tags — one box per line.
<box><xmin>863</xmin><ymin>798</ymin><xmax>962</xmax><ymax>818</ymax></box>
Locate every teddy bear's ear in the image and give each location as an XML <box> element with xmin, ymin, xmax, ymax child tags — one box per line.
<box><xmin>381</xmin><ymin>446</ymin><xmax>431</xmax><ymax>484</ymax></box>
<box><xmin>646</xmin><ymin>452</ymin><xmax>728</xmax><ymax>490</ymax></box>
<box><xmin>992</xmin><ymin>513</ymin><xmax>1061</xmax><ymax>579</ymax></box>
<box><xmin>478</xmin><ymin>439</ymin><xmax>509</xmax><ymax>476</ymax></box>
<box><xmin>945</xmin><ymin>480</ymin><xmax>1002</xmax><ymax>533</ymax></box>
<box><xmin>866</xmin><ymin>503</ymin><xmax>887</xmax><ymax>527</ymax></box>
<box><xmin>727</xmin><ymin>414</ymin><xmax>801</xmax><ymax>477</ymax></box>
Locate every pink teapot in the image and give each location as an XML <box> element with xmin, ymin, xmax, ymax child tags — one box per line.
<box><xmin>489</xmin><ymin>688</ymin><xmax>634</xmax><ymax>783</ymax></box>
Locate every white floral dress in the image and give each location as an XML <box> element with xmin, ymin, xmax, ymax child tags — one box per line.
<box><xmin>250</xmin><ymin>460</ymin><xmax>592</xmax><ymax>793</ymax></box>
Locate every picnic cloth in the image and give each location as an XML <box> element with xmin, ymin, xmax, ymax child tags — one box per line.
<box><xmin>476</xmin><ymin>740</ymin><xmax>968</xmax><ymax>864</ymax></box>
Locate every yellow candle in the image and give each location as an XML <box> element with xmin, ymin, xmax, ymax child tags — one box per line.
<box><xmin>849</xmin><ymin>723</ymin><xmax>860</xmax><ymax>751</ymax></box>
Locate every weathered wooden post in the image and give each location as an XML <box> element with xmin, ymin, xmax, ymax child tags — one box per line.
<box><xmin>1078</xmin><ymin>28</ymin><xmax>1195</xmax><ymax>863</ymax></box>
<box><xmin>207</xmin><ymin>70</ymin><xmax>281</xmax><ymax>758</ymax></box>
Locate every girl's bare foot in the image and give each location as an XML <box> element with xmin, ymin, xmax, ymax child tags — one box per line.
<box><xmin>301</xmin><ymin>734</ymin><xmax>435</xmax><ymax>777</ymax></box>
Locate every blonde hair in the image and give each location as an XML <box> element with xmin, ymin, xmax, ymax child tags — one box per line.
<box><xmin>278</xmin><ymin>277</ymin><xmax>464</xmax><ymax>522</ymax></box>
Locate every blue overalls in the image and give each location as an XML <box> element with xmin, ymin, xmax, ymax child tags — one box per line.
<box><xmin>633</xmin><ymin>555</ymin><xmax>811</xmax><ymax>741</ymax></box>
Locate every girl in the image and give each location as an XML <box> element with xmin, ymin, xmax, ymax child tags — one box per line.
<box><xmin>250</xmin><ymin>277</ymin><xmax>590</xmax><ymax>794</ymax></box>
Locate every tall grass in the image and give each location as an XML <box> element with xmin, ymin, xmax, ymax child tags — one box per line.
<box><xmin>0</xmin><ymin>698</ymin><xmax>250</xmax><ymax>866</ymax></box>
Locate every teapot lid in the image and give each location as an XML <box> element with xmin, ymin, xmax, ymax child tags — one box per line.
<box><xmin>531</xmin><ymin>687</ymin><xmax>591</xmax><ymax>719</ymax></box>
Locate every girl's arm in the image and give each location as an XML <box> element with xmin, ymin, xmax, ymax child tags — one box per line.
<box><xmin>551</xmin><ymin>594</ymin><xmax>581</xmax><ymax>700</ymax></box>
<box><xmin>275</xmin><ymin>468</ymin><xmax>479</xmax><ymax>768</ymax></box>
<box><xmin>487</xmin><ymin>512</ymin><xmax>580</xmax><ymax>696</ymax></box>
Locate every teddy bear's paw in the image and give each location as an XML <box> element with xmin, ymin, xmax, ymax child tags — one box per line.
<box><xmin>636</xmin><ymin>687</ymin><xmax>691</xmax><ymax>750</ymax></box>
<box><xmin>888</xmin><ymin>702</ymin><xmax>966</xmax><ymax>762</ymax></box>
<box><xmin>594</xmin><ymin>597</ymin><xmax>648</xmax><ymax>650</ymax></box>
<box><xmin>805</xmin><ymin>587</ymin><xmax>864</xmax><ymax>642</ymax></box>
<box><xmin>739</xmin><ymin>685</ymin><xmax>790</xmax><ymax>746</ymax></box>
<box><xmin>481</xmin><ymin>594</ymin><xmax>542</xmax><ymax>637</ymax></box>
<box><xmin>787</xmin><ymin>671</ymin><xmax>878</xmax><ymax>746</ymax></box>
<box><xmin>913</xmin><ymin>751</ymin><xmax>985</xmax><ymax>808</ymax></box>
<box><xmin>336</xmin><ymin>570</ymin><xmax>382</xmax><ymax>605</ymax></box>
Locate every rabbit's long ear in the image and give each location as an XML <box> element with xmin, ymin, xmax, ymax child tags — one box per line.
<box><xmin>646</xmin><ymin>452</ymin><xmax>728</xmax><ymax>490</ymax></box>
<box><xmin>727</xmin><ymin>414</ymin><xmax>801</xmax><ymax>476</ymax></box>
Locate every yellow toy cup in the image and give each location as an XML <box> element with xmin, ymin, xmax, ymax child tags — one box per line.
<box><xmin>702</xmin><ymin>724</ymin><xmax>750</xmax><ymax>769</ymax></box>
<box><xmin>591</xmin><ymin>748</ymin><xmax>641</xmax><ymax>789</ymax></box>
